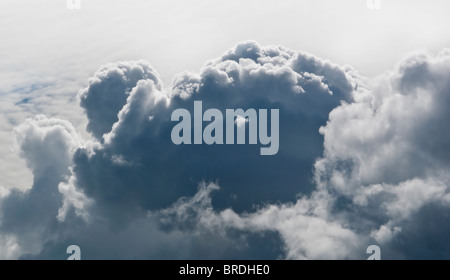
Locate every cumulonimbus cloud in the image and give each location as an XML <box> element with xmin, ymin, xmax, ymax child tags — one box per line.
<box><xmin>1</xmin><ymin>42</ymin><xmax>450</xmax><ymax>259</ymax></box>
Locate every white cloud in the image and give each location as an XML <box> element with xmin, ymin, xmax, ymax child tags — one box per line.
<box><xmin>157</xmin><ymin>183</ymin><xmax>362</xmax><ymax>260</ymax></box>
<box><xmin>0</xmin><ymin>234</ymin><xmax>20</xmax><ymax>260</ymax></box>
<box><xmin>313</xmin><ymin>49</ymin><xmax>450</xmax><ymax>252</ymax></box>
<box><xmin>57</xmin><ymin>173</ymin><xmax>93</xmax><ymax>222</ymax></box>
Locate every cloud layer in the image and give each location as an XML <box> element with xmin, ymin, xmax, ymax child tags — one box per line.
<box><xmin>1</xmin><ymin>42</ymin><xmax>450</xmax><ymax>259</ymax></box>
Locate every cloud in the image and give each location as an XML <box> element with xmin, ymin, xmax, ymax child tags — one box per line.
<box><xmin>314</xmin><ymin>48</ymin><xmax>450</xmax><ymax>257</ymax></box>
<box><xmin>0</xmin><ymin>80</ymin><xmax>86</xmax><ymax>191</ymax></box>
<box><xmin>2</xmin><ymin>42</ymin><xmax>450</xmax><ymax>259</ymax></box>
<box><xmin>0</xmin><ymin>115</ymin><xmax>85</xmax><ymax>257</ymax></box>
<box><xmin>0</xmin><ymin>234</ymin><xmax>20</xmax><ymax>259</ymax></box>
<box><xmin>0</xmin><ymin>41</ymin><xmax>359</xmax><ymax>259</ymax></box>
<box><xmin>155</xmin><ymin>182</ymin><xmax>362</xmax><ymax>260</ymax></box>
<box><xmin>71</xmin><ymin>41</ymin><xmax>356</xmax><ymax>222</ymax></box>
<box><xmin>78</xmin><ymin>61</ymin><xmax>163</xmax><ymax>141</ymax></box>
<box><xmin>57</xmin><ymin>174</ymin><xmax>93</xmax><ymax>223</ymax></box>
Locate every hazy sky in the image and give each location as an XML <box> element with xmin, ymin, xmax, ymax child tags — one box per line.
<box><xmin>2</xmin><ymin>0</ymin><xmax>450</xmax><ymax>86</ymax></box>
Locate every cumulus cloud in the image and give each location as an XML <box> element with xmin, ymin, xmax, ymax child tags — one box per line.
<box><xmin>78</xmin><ymin>61</ymin><xmax>163</xmax><ymax>141</ymax></box>
<box><xmin>2</xmin><ymin>42</ymin><xmax>450</xmax><ymax>259</ymax></box>
<box><xmin>314</xmin><ymin>48</ymin><xmax>450</xmax><ymax>257</ymax></box>
<box><xmin>70</xmin><ymin>41</ymin><xmax>356</xmax><ymax>222</ymax></box>
<box><xmin>0</xmin><ymin>115</ymin><xmax>86</xmax><ymax>257</ymax></box>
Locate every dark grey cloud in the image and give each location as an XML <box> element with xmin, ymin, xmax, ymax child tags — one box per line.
<box><xmin>2</xmin><ymin>42</ymin><xmax>450</xmax><ymax>260</ymax></box>
<box><xmin>0</xmin><ymin>41</ymin><xmax>358</xmax><ymax>259</ymax></box>
<box><xmin>72</xmin><ymin>41</ymin><xmax>355</xmax><ymax>220</ymax></box>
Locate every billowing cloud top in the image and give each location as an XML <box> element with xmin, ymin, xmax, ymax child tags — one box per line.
<box><xmin>1</xmin><ymin>42</ymin><xmax>450</xmax><ymax>260</ymax></box>
<box><xmin>73</xmin><ymin>41</ymin><xmax>355</xmax><ymax>216</ymax></box>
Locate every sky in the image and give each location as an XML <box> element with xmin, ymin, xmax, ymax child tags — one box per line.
<box><xmin>1</xmin><ymin>0</ymin><xmax>450</xmax><ymax>259</ymax></box>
